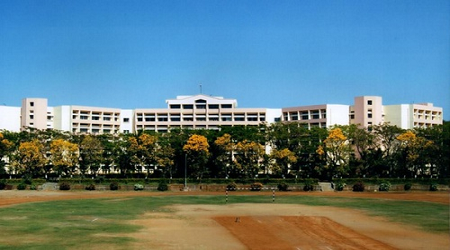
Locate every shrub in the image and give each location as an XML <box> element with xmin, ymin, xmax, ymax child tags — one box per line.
<box><xmin>277</xmin><ymin>182</ymin><xmax>289</xmax><ymax>191</ymax></box>
<box><xmin>334</xmin><ymin>181</ymin><xmax>345</xmax><ymax>191</ymax></box>
<box><xmin>352</xmin><ymin>181</ymin><xmax>365</xmax><ymax>192</ymax></box>
<box><xmin>250</xmin><ymin>182</ymin><xmax>263</xmax><ymax>191</ymax></box>
<box><xmin>0</xmin><ymin>179</ymin><xmax>6</xmax><ymax>190</ymax></box>
<box><xmin>303</xmin><ymin>180</ymin><xmax>314</xmax><ymax>191</ymax></box>
<box><xmin>59</xmin><ymin>182</ymin><xmax>71</xmax><ymax>191</ymax></box>
<box><xmin>85</xmin><ymin>184</ymin><xmax>96</xmax><ymax>191</ymax></box>
<box><xmin>430</xmin><ymin>183</ymin><xmax>438</xmax><ymax>191</ymax></box>
<box><xmin>94</xmin><ymin>176</ymin><xmax>105</xmax><ymax>184</ymax></box>
<box><xmin>134</xmin><ymin>184</ymin><xmax>144</xmax><ymax>191</ymax></box>
<box><xmin>110</xmin><ymin>182</ymin><xmax>119</xmax><ymax>191</ymax></box>
<box><xmin>226</xmin><ymin>182</ymin><xmax>237</xmax><ymax>191</ymax></box>
<box><xmin>404</xmin><ymin>183</ymin><xmax>412</xmax><ymax>191</ymax></box>
<box><xmin>30</xmin><ymin>184</ymin><xmax>37</xmax><ymax>190</ymax></box>
<box><xmin>379</xmin><ymin>181</ymin><xmax>391</xmax><ymax>192</ymax></box>
<box><xmin>17</xmin><ymin>183</ymin><xmax>27</xmax><ymax>190</ymax></box>
<box><xmin>157</xmin><ymin>180</ymin><xmax>168</xmax><ymax>191</ymax></box>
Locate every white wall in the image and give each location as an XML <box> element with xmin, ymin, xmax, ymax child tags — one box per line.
<box><xmin>384</xmin><ymin>105</ymin><xmax>410</xmax><ymax>129</ymax></box>
<box><xmin>53</xmin><ymin>106</ymin><xmax>72</xmax><ymax>131</ymax></box>
<box><xmin>120</xmin><ymin>109</ymin><xmax>134</xmax><ymax>133</ymax></box>
<box><xmin>0</xmin><ymin>106</ymin><xmax>21</xmax><ymax>132</ymax></box>
<box><xmin>265</xmin><ymin>108</ymin><xmax>282</xmax><ymax>123</ymax></box>
<box><xmin>327</xmin><ymin>105</ymin><xmax>350</xmax><ymax>126</ymax></box>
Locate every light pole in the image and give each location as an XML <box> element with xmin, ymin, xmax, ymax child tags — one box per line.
<box><xmin>184</xmin><ymin>154</ymin><xmax>187</xmax><ymax>190</ymax></box>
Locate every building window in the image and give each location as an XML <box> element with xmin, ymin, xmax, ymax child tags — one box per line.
<box><xmin>208</xmin><ymin>104</ymin><xmax>219</xmax><ymax>109</ymax></box>
<box><xmin>368</xmin><ymin>109</ymin><xmax>372</xmax><ymax>119</ymax></box>
<box><xmin>30</xmin><ymin>102</ymin><xmax>34</xmax><ymax>107</ymax></box>
<box><xmin>290</xmin><ymin>112</ymin><xmax>298</xmax><ymax>121</ymax></box>
<box><xmin>300</xmin><ymin>111</ymin><xmax>309</xmax><ymax>120</ymax></box>
<box><xmin>170</xmin><ymin>104</ymin><xmax>181</xmax><ymax>109</ymax></box>
<box><xmin>183</xmin><ymin>104</ymin><xmax>193</xmax><ymax>109</ymax></box>
<box><xmin>321</xmin><ymin>109</ymin><xmax>326</xmax><ymax>119</ymax></box>
<box><xmin>368</xmin><ymin>100</ymin><xmax>372</xmax><ymax>105</ymax></box>
<box><xmin>123</xmin><ymin>118</ymin><xmax>130</xmax><ymax>122</ymax></box>
<box><xmin>29</xmin><ymin>115</ymin><xmax>34</xmax><ymax>119</ymax></box>
<box><xmin>221</xmin><ymin>104</ymin><xmax>232</xmax><ymax>109</ymax></box>
<box><xmin>311</xmin><ymin>110</ymin><xmax>320</xmax><ymax>119</ymax></box>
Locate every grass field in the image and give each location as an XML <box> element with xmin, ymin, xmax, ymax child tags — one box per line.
<box><xmin>0</xmin><ymin>193</ymin><xmax>448</xmax><ymax>249</ymax></box>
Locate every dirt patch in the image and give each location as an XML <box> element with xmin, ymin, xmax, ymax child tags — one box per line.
<box><xmin>127</xmin><ymin>204</ymin><xmax>449</xmax><ymax>250</ymax></box>
<box><xmin>214</xmin><ymin>216</ymin><xmax>396</xmax><ymax>250</ymax></box>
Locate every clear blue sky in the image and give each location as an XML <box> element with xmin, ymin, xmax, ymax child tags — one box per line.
<box><xmin>1</xmin><ymin>0</ymin><xmax>449</xmax><ymax>119</ymax></box>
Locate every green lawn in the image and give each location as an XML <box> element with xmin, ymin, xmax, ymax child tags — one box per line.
<box><xmin>0</xmin><ymin>194</ymin><xmax>447</xmax><ymax>249</ymax></box>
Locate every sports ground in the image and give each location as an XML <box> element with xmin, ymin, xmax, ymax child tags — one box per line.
<box><xmin>0</xmin><ymin>190</ymin><xmax>448</xmax><ymax>249</ymax></box>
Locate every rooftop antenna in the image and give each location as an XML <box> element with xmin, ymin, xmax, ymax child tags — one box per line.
<box><xmin>199</xmin><ymin>83</ymin><xmax>203</xmax><ymax>94</ymax></box>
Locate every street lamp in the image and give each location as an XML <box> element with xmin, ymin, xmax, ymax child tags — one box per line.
<box><xmin>184</xmin><ymin>154</ymin><xmax>187</xmax><ymax>190</ymax></box>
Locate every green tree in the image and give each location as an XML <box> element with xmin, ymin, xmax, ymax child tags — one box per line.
<box><xmin>79</xmin><ymin>135</ymin><xmax>103</xmax><ymax>176</ymax></box>
<box><xmin>156</xmin><ymin>133</ymin><xmax>175</xmax><ymax>178</ymax></box>
<box><xmin>371</xmin><ymin>123</ymin><xmax>404</xmax><ymax>177</ymax></box>
<box><xmin>346</xmin><ymin>124</ymin><xmax>376</xmax><ymax>177</ymax></box>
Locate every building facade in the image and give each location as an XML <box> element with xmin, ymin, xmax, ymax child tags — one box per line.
<box><xmin>0</xmin><ymin>95</ymin><xmax>444</xmax><ymax>133</ymax></box>
<box><xmin>134</xmin><ymin>95</ymin><xmax>279</xmax><ymax>132</ymax></box>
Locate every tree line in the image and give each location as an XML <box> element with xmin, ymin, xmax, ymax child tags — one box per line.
<box><xmin>0</xmin><ymin>121</ymin><xmax>448</xmax><ymax>181</ymax></box>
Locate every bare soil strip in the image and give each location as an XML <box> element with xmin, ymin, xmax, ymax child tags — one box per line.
<box><xmin>214</xmin><ymin>216</ymin><xmax>397</xmax><ymax>250</ymax></box>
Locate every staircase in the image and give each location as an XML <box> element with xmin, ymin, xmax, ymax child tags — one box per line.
<box><xmin>318</xmin><ymin>182</ymin><xmax>334</xmax><ymax>192</ymax></box>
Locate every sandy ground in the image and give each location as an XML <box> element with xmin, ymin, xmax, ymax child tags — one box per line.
<box><xmin>1</xmin><ymin>190</ymin><xmax>449</xmax><ymax>249</ymax></box>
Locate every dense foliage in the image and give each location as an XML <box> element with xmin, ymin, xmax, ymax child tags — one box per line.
<box><xmin>0</xmin><ymin>121</ymin><xmax>448</xmax><ymax>182</ymax></box>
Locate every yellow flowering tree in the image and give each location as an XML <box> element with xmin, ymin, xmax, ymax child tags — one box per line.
<box><xmin>128</xmin><ymin>133</ymin><xmax>158</xmax><ymax>174</ymax></box>
<box><xmin>183</xmin><ymin>134</ymin><xmax>210</xmax><ymax>180</ymax></box>
<box><xmin>0</xmin><ymin>133</ymin><xmax>13</xmax><ymax>173</ymax></box>
<box><xmin>234</xmin><ymin>140</ymin><xmax>264</xmax><ymax>178</ymax></box>
<box><xmin>396</xmin><ymin>130</ymin><xmax>433</xmax><ymax>177</ymax></box>
<box><xmin>214</xmin><ymin>133</ymin><xmax>235</xmax><ymax>177</ymax></box>
<box><xmin>156</xmin><ymin>134</ymin><xmax>175</xmax><ymax>178</ymax></box>
<box><xmin>18</xmin><ymin>139</ymin><xmax>46</xmax><ymax>177</ymax></box>
<box><xmin>49</xmin><ymin>139</ymin><xmax>79</xmax><ymax>176</ymax></box>
<box><xmin>317</xmin><ymin>128</ymin><xmax>351</xmax><ymax>178</ymax></box>
<box><xmin>270</xmin><ymin>148</ymin><xmax>297</xmax><ymax>176</ymax></box>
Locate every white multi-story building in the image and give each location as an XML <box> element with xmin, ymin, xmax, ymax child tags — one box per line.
<box><xmin>0</xmin><ymin>105</ymin><xmax>21</xmax><ymax>132</ymax></box>
<box><xmin>384</xmin><ymin>103</ymin><xmax>443</xmax><ymax>129</ymax></box>
<box><xmin>283</xmin><ymin>96</ymin><xmax>443</xmax><ymax>129</ymax></box>
<box><xmin>0</xmin><ymin>95</ymin><xmax>444</xmax><ymax>133</ymax></box>
<box><xmin>282</xmin><ymin>104</ymin><xmax>350</xmax><ymax>129</ymax></box>
<box><xmin>134</xmin><ymin>95</ymin><xmax>280</xmax><ymax>132</ymax></box>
